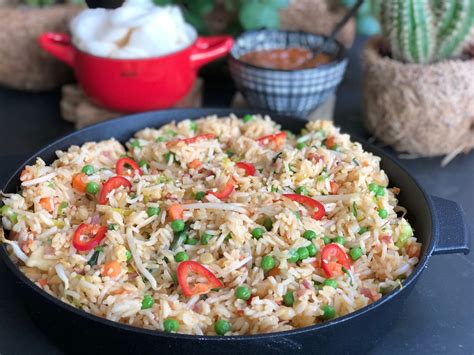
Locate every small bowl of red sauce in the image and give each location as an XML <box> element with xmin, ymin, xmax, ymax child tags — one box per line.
<box><xmin>229</xmin><ymin>29</ymin><xmax>348</xmax><ymax>117</ymax></box>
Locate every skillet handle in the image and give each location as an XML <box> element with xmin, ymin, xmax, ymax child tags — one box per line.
<box><xmin>431</xmin><ymin>196</ymin><xmax>471</xmax><ymax>255</ymax></box>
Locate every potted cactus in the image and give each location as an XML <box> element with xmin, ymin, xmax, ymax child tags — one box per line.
<box><xmin>362</xmin><ymin>0</ymin><xmax>474</xmax><ymax>157</ymax></box>
<box><xmin>0</xmin><ymin>1</ymin><xmax>82</xmax><ymax>91</ymax></box>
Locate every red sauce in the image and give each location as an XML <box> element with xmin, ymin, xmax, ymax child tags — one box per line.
<box><xmin>239</xmin><ymin>47</ymin><xmax>332</xmax><ymax>70</ymax></box>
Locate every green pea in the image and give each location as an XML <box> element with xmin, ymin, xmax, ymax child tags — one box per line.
<box><xmin>322</xmin><ymin>236</ymin><xmax>331</xmax><ymax>245</ymax></box>
<box><xmin>378</xmin><ymin>209</ymin><xmax>388</xmax><ymax>219</ymax></box>
<box><xmin>81</xmin><ymin>165</ymin><xmax>94</xmax><ymax>176</ymax></box>
<box><xmin>297</xmin><ymin>247</ymin><xmax>309</xmax><ymax>260</ymax></box>
<box><xmin>163</xmin><ymin>318</ymin><xmax>179</xmax><ymax>332</ymax></box>
<box><xmin>86</xmin><ymin>182</ymin><xmax>99</xmax><ymax>194</ymax></box>
<box><xmin>261</xmin><ymin>255</ymin><xmax>275</xmax><ymax>272</ymax></box>
<box><xmin>287</xmin><ymin>249</ymin><xmax>299</xmax><ymax>263</ymax></box>
<box><xmin>174</xmin><ymin>251</ymin><xmax>188</xmax><ymax>262</ymax></box>
<box><xmin>138</xmin><ymin>160</ymin><xmax>148</xmax><ymax>169</ymax></box>
<box><xmin>242</xmin><ymin>114</ymin><xmax>253</xmax><ymax>123</ymax></box>
<box><xmin>358</xmin><ymin>227</ymin><xmax>369</xmax><ymax>234</ymax></box>
<box><xmin>147</xmin><ymin>206</ymin><xmax>160</xmax><ymax>217</ymax></box>
<box><xmin>296</xmin><ymin>142</ymin><xmax>306</xmax><ymax>150</ymax></box>
<box><xmin>171</xmin><ymin>219</ymin><xmax>185</xmax><ymax>232</ymax></box>
<box><xmin>333</xmin><ymin>235</ymin><xmax>345</xmax><ymax>246</ymax></box>
<box><xmin>108</xmin><ymin>223</ymin><xmax>118</xmax><ymax>231</ymax></box>
<box><xmin>295</xmin><ymin>186</ymin><xmax>309</xmax><ymax>196</ymax></box>
<box><xmin>125</xmin><ymin>250</ymin><xmax>132</xmax><ymax>262</ymax></box>
<box><xmin>283</xmin><ymin>290</ymin><xmax>295</xmax><ymax>306</ymax></box>
<box><xmin>323</xmin><ymin>279</ymin><xmax>338</xmax><ymax>289</ymax></box>
<box><xmin>321</xmin><ymin>305</ymin><xmax>336</xmax><ymax>320</ymax></box>
<box><xmin>349</xmin><ymin>247</ymin><xmax>363</xmax><ymax>261</ymax></box>
<box><xmin>166</xmin><ymin>130</ymin><xmax>177</xmax><ymax>137</ymax></box>
<box><xmin>251</xmin><ymin>227</ymin><xmax>264</xmax><ymax>239</ymax></box>
<box><xmin>195</xmin><ymin>191</ymin><xmax>205</xmax><ymax>201</ymax></box>
<box><xmin>200</xmin><ymin>232</ymin><xmax>213</xmax><ymax>245</ymax></box>
<box><xmin>184</xmin><ymin>237</ymin><xmax>198</xmax><ymax>245</ymax></box>
<box><xmin>156</xmin><ymin>136</ymin><xmax>166</xmax><ymax>142</ymax></box>
<box><xmin>368</xmin><ymin>183</ymin><xmax>385</xmax><ymax>197</ymax></box>
<box><xmin>263</xmin><ymin>217</ymin><xmax>273</xmax><ymax>231</ymax></box>
<box><xmin>307</xmin><ymin>244</ymin><xmax>318</xmax><ymax>257</ymax></box>
<box><xmin>303</xmin><ymin>230</ymin><xmax>316</xmax><ymax>240</ymax></box>
<box><xmin>235</xmin><ymin>286</ymin><xmax>251</xmax><ymax>301</ymax></box>
<box><xmin>130</xmin><ymin>139</ymin><xmax>141</xmax><ymax>149</ymax></box>
<box><xmin>141</xmin><ymin>295</ymin><xmax>154</xmax><ymax>309</ymax></box>
<box><xmin>214</xmin><ymin>319</ymin><xmax>231</xmax><ymax>335</ymax></box>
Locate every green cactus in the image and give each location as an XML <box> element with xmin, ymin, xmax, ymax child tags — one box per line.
<box><xmin>379</xmin><ymin>0</ymin><xmax>474</xmax><ymax>64</ymax></box>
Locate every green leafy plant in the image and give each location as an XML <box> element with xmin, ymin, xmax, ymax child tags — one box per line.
<box><xmin>154</xmin><ymin>0</ymin><xmax>289</xmax><ymax>34</ymax></box>
<box><xmin>378</xmin><ymin>0</ymin><xmax>474</xmax><ymax>64</ymax></box>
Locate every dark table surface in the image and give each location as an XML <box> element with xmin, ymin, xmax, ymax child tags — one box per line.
<box><xmin>0</xmin><ymin>37</ymin><xmax>473</xmax><ymax>355</ymax></box>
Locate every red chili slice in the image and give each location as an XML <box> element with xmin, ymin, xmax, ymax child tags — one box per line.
<box><xmin>177</xmin><ymin>261</ymin><xmax>223</xmax><ymax>297</ymax></box>
<box><xmin>320</xmin><ymin>243</ymin><xmax>350</xmax><ymax>278</ymax></box>
<box><xmin>116</xmin><ymin>157</ymin><xmax>142</xmax><ymax>176</ymax></box>
<box><xmin>207</xmin><ymin>178</ymin><xmax>235</xmax><ymax>200</ymax></box>
<box><xmin>98</xmin><ymin>176</ymin><xmax>132</xmax><ymax>205</ymax></box>
<box><xmin>167</xmin><ymin>133</ymin><xmax>216</xmax><ymax>147</ymax></box>
<box><xmin>72</xmin><ymin>223</ymin><xmax>108</xmax><ymax>252</ymax></box>
<box><xmin>256</xmin><ymin>132</ymin><xmax>287</xmax><ymax>146</ymax></box>
<box><xmin>282</xmin><ymin>194</ymin><xmax>326</xmax><ymax>220</ymax></box>
<box><xmin>235</xmin><ymin>162</ymin><xmax>256</xmax><ymax>176</ymax></box>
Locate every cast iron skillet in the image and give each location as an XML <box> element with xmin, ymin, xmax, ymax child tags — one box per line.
<box><xmin>0</xmin><ymin>109</ymin><xmax>470</xmax><ymax>354</ymax></box>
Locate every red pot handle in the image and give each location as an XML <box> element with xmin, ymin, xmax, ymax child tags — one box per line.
<box><xmin>191</xmin><ymin>35</ymin><xmax>234</xmax><ymax>70</ymax></box>
<box><xmin>38</xmin><ymin>32</ymin><xmax>75</xmax><ymax>67</ymax></box>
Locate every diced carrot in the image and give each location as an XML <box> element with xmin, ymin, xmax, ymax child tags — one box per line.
<box><xmin>38</xmin><ymin>278</ymin><xmax>48</xmax><ymax>287</ymax></box>
<box><xmin>268</xmin><ymin>267</ymin><xmax>281</xmax><ymax>277</ymax></box>
<box><xmin>110</xmin><ymin>287</ymin><xmax>127</xmax><ymax>295</ymax></box>
<box><xmin>325</xmin><ymin>136</ymin><xmax>335</xmax><ymax>149</ymax></box>
<box><xmin>168</xmin><ymin>203</ymin><xmax>184</xmax><ymax>221</ymax></box>
<box><xmin>72</xmin><ymin>173</ymin><xmax>87</xmax><ymax>193</ymax></box>
<box><xmin>101</xmin><ymin>261</ymin><xmax>122</xmax><ymax>278</ymax></box>
<box><xmin>330</xmin><ymin>181</ymin><xmax>339</xmax><ymax>194</ymax></box>
<box><xmin>39</xmin><ymin>197</ymin><xmax>54</xmax><ymax>212</ymax></box>
<box><xmin>187</xmin><ymin>159</ymin><xmax>202</xmax><ymax>169</ymax></box>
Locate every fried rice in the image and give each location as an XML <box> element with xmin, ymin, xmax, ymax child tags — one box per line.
<box><xmin>0</xmin><ymin>114</ymin><xmax>421</xmax><ymax>335</ymax></box>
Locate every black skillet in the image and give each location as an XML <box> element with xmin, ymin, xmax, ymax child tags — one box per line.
<box><xmin>0</xmin><ymin>109</ymin><xmax>470</xmax><ymax>354</ymax></box>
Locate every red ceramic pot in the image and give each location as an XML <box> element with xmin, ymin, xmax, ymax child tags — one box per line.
<box><xmin>39</xmin><ymin>32</ymin><xmax>234</xmax><ymax>112</ymax></box>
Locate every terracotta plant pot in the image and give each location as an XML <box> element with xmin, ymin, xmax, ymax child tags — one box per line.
<box><xmin>0</xmin><ymin>5</ymin><xmax>81</xmax><ymax>91</ymax></box>
<box><xmin>362</xmin><ymin>37</ymin><xmax>474</xmax><ymax>157</ymax></box>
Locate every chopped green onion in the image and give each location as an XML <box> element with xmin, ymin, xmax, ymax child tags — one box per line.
<box><xmin>295</xmin><ymin>186</ymin><xmax>309</xmax><ymax>196</ymax></box>
<box><xmin>283</xmin><ymin>290</ymin><xmax>295</xmax><ymax>306</ymax></box>
<box><xmin>130</xmin><ymin>139</ymin><xmax>141</xmax><ymax>149</ymax></box>
<box><xmin>58</xmin><ymin>202</ymin><xmax>68</xmax><ymax>215</ymax></box>
<box><xmin>358</xmin><ymin>227</ymin><xmax>369</xmax><ymax>234</ymax></box>
<box><xmin>263</xmin><ymin>217</ymin><xmax>273</xmax><ymax>231</ymax></box>
<box><xmin>352</xmin><ymin>201</ymin><xmax>358</xmax><ymax>217</ymax></box>
<box><xmin>195</xmin><ymin>191</ymin><xmax>205</xmax><ymax>201</ymax></box>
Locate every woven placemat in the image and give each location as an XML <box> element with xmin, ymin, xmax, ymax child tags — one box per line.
<box><xmin>61</xmin><ymin>78</ymin><xmax>203</xmax><ymax>129</ymax></box>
